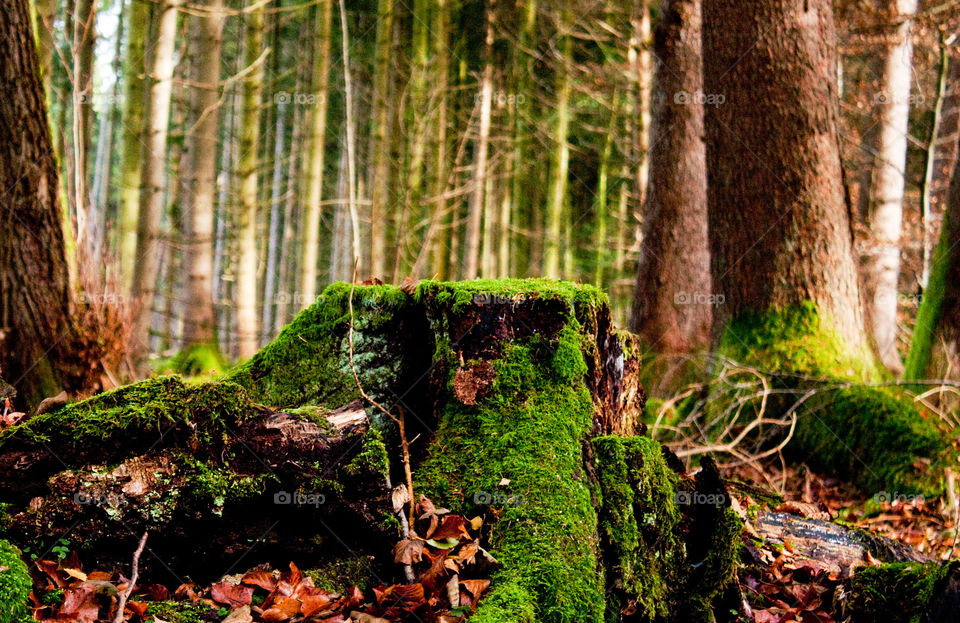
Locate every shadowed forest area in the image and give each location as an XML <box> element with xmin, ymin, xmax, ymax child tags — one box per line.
<box><xmin>6</xmin><ymin>0</ymin><xmax>960</xmax><ymax>621</ymax></box>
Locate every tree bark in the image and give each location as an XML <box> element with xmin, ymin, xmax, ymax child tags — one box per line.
<box><xmin>180</xmin><ymin>0</ymin><xmax>224</xmax><ymax>348</ymax></box>
<box><xmin>118</xmin><ymin>0</ymin><xmax>151</xmax><ymax>290</ymax></box>
<box><xmin>631</xmin><ymin>0</ymin><xmax>710</xmax><ymax>355</ymax></box>
<box><xmin>463</xmin><ymin>0</ymin><xmax>495</xmax><ymax>281</ymax></box>
<box><xmin>543</xmin><ymin>9</ymin><xmax>572</xmax><ymax>280</ymax></box>
<box><xmin>300</xmin><ymin>0</ymin><xmax>332</xmax><ymax>306</ymax></box>
<box><xmin>235</xmin><ymin>4</ymin><xmax>266</xmax><ymax>358</ymax></box>
<box><xmin>130</xmin><ymin>0</ymin><xmax>180</xmax><ymax>366</ymax></box>
<box><xmin>0</xmin><ymin>0</ymin><xmax>74</xmax><ymax>407</ymax></box>
<box><xmin>703</xmin><ymin>0</ymin><xmax>867</xmax><ymax>354</ymax></box>
<box><xmin>367</xmin><ymin>0</ymin><xmax>394</xmax><ymax>278</ymax></box>
<box><xmin>862</xmin><ymin>0</ymin><xmax>918</xmax><ymax>374</ymax></box>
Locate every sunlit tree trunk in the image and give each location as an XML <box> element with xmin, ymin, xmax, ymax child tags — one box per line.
<box><xmin>703</xmin><ymin>0</ymin><xmax>867</xmax><ymax>353</ymax></box>
<box><xmin>862</xmin><ymin>0</ymin><xmax>918</xmax><ymax>374</ymax></box>
<box><xmin>71</xmin><ymin>0</ymin><xmax>96</xmax><ymax>249</ymax></box>
<box><xmin>631</xmin><ymin>0</ymin><xmax>710</xmax><ymax>354</ymax></box>
<box><xmin>180</xmin><ymin>0</ymin><xmax>223</xmax><ymax>348</ymax></box>
<box><xmin>543</xmin><ymin>10</ymin><xmax>572</xmax><ymax>279</ymax></box>
<box><xmin>235</xmin><ymin>3</ymin><xmax>266</xmax><ymax>358</ymax></box>
<box><xmin>262</xmin><ymin>102</ymin><xmax>286</xmax><ymax>345</ymax></box>
<box><xmin>464</xmin><ymin>0</ymin><xmax>494</xmax><ymax>280</ymax></box>
<box><xmin>33</xmin><ymin>0</ymin><xmax>55</xmax><ymax>100</ymax></box>
<box><xmin>118</xmin><ymin>0</ymin><xmax>151</xmax><ymax>289</ymax></box>
<box><xmin>367</xmin><ymin>0</ymin><xmax>394</xmax><ymax>277</ymax></box>
<box><xmin>300</xmin><ymin>0</ymin><xmax>332</xmax><ymax>306</ymax></box>
<box><xmin>130</xmin><ymin>0</ymin><xmax>179</xmax><ymax>366</ymax></box>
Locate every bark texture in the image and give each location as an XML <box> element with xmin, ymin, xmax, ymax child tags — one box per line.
<box><xmin>703</xmin><ymin>0</ymin><xmax>866</xmax><ymax>354</ymax></box>
<box><xmin>0</xmin><ymin>0</ymin><xmax>78</xmax><ymax>407</ymax></box>
<box><xmin>631</xmin><ymin>0</ymin><xmax>710</xmax><ymax>354</ymax></box>
<box><xmin>181</xmin><ymin>0</ymin><xmax>224</xmax><ymax>348</ymax></box>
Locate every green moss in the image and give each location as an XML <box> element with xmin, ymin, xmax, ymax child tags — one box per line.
<box><xmin>848</xmin><ymin>561</ymin><xmax>959</xmax><ymax>623</ymax></box>
<box><xmin>793</xmin><ymin>386</ymin><xmax>949</xmax><ymax>497</ymax></box>
<box><xmin>0</xmin><ymin>377</ymin><xmax>258</xmax><ymax>454</ymax></box>
<box><xmin>720</xmin><ymin>302</ymin><xmax>878</xmax><ymax>381</ymax></box>
<box><xmin>178</xmin><ymin>455</ymin><xmax>277</xmax><ymax>512</ymax></box>
<box><xmin>0</xmin><ymin>540</ymin><xmax>31</xmax><ymax>623</ymax></box>
<box><xmin>417</xmin><ymin>326</ymin><xmax>604</xmax><ymax>622</ymax></box>
<box><xmin>905</xmin><ymin>210</ymin><xmax>953</xmax><ymax>380</ymax></box>
<box><xmin>305</xmin><ymin>557</ymin><xmax>379</xmax><ymax>593</ymax></box>
<box><xmin>718</xmin><ymin>303</ymin><xmax>952</xmax><ymax>497</ymax></box>
<box><xmin>168</xmin><ymin>344</ymin><xmax>228</xmax><ymax>378</ymax></box>
<box><xmin>344</xmin><ymin>426</ymin><xmax>389</xmax><ymax>480</ymax></box>
<box><xmin>227</xmin><ymin>282</ymin><xmax>410</xmax><ymax>409</ymax></box>
<box><xmin>145</xmin><ymin>601</ymin><xmax>217</xmax><ymax>623</ymax></box>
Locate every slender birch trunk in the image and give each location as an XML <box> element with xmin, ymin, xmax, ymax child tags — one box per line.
<box><xmin>464</xmin><ymin>0</ymin><xmax>494</xmax><ymax>280</ymax></box>
<box><xmin>543</xmin><ymin>11</ymin><xmax>572</xmax><ymax>279</ymax></box>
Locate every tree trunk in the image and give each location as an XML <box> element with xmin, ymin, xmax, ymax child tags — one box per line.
<box><xmin>367</xmin><ymin>0</ymin><xmax>394</xmax><ymax>278</ymax></box>
<box><xmin>862</xmin><ymin>0</ymin><xmax>918</xmax><ymax>374</ymax></box>
<box><xmin>905</xmin><ymin>107</ymin><xmax>960</xmax><ymax>382</ymax></box>
<box><xmin>130</xmin><ymin>0</ymin><xmax>180</xmax><ymax>366</ymax></box>
<box><xmin>262</xmin><ymin>102</ymin><xmax>286</xmax><ymax>342</ymax></box>
<box><xmin>180</xmin><ymin>0</ymin><xmax>223</xmax><ymax>349</ymax></box>
<box><xmin>300</xmin><ymin>0</ymin><xmax>332</xmax><ymax>307</ymax></box>
<box><xmin>0</xmin><ymin>0</ymin><xmax>75</xmax><ymax>407</ymax></box>
<box><xmin>72</xmin><ymin>0</ymin><xmax>96</xmax><ymax>245</ymax></box>
<box><xmin>33</xmin><ymin>0</ymin><xmax>55</xmax><ymax>102</ymax></box>
<box><xmin>118</xmin><ymin>0</ymin><xmax>151</xmax><ymax>290</ymax></box>
<box><xmin>703</xmin><ymin>0</ymin><xmax>867</xmax><ymax>356</ymax></box>
<box><xmin>235</xmin><ymin>4</ymin><xmax>266</xmax><ymax>359</ymax></box>
<box><xmin>630</xmin><ymin>0</ymin><xmax>710</xmax><ymax>356</ymax></box>
<box><xmin>543</xmin><ymin>10</ymin><xmax>571</xmax><ymax>280</ymax></box>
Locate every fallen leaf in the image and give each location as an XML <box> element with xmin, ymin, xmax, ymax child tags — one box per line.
<box><xmin>393</xmin><ymin>539</ymin><xmax>425</xmax><ymax>565</ymax></box>
<box><xmin>261</xmin><ymin>596</ymin><xmax>300</xmax><ymax>623</ymax></box>
<box><xmin>221</xmin><ymin>605</ymin><xmax>253</xmax><ymax>623</ymax></box>
<box><xmin>240</xmin><ymin>570</ymin><xmax>277</xmax><ymax>592</ymax></box>
<box><xmin>210</xmin><ymin>582</ymin><xmax>253</xmax><ymax>608</ymax></box>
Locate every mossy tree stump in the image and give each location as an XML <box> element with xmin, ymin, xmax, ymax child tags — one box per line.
<box><xmin>0</xmin><ymin>280</ymin><xmax>745</xmax><ymax>622</ymax></box>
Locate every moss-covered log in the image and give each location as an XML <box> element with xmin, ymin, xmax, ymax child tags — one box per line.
<box><xmin>0</xmin><ymin>280</ymin><xmax>737</xmax><ymax>621</ymax></box>
<box><xmin>844</xmin><ymin>561</ymin><xmax>960</xmax><ymax>623</ymax></box>
<box><xmin>0</xmin><ymin>540</ymin><xmax>30</xmax><ymax>623</ymax></box>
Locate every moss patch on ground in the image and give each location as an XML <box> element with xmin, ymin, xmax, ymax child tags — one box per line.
<box><xmin>718</xmin><ymin>302</ymin><xmax>953</xmax><ymax>497</ymax></box>
<box><xmin>0</xmin><ymin>540</ymin><xmax>31</xmax><ymax>623</ymax></box>
<box><xmin>847</xmin><ymin>561</ymin><xmax>960</xmax><ymax>623</ymax></box>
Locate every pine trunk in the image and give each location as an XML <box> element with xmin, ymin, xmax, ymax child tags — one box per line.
<box><xmin>235</xmin><ymin>4</ymin><xmax>266</xmax><ymax>358</ymax></box>
<box><xmin>130</xmin><ymin>0</ymin><xmax>179</xmax><ymax>366</ymax></box>
<box><xmin>181</xmin><ymin>0</ymin><xmax>223</xmax><ymax>348</ymax></box>
<box><xmin>703</xmin><ymin>0</ymin><xmax>867</xmax><ymax>355</ymax></box>
<box><xmin>0</xmin><ymin>0</ymin><xmax>74</xmax><ymax>407</ymax></box>
<box><xmin>631</xmin><ymin>0</ymin><xmax>710</xmax><ymax>355</ymax></box>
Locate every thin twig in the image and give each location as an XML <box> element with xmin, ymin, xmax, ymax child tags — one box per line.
<box><xmin>346</xmin><ymin>261</ymin><xmax>416</xmax><ymax>525</ymax></box>
<box><xmin>113</xmin><ymin>532</ymin><xmax>148</xmax><ymax>623</ymax></box>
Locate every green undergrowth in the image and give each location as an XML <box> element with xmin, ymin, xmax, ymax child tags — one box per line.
<box><xmin>0</xmin><ymin>540</ymin><xmax>31</xmax><ymax>623</ymax></box>
<box><xmin>847</xmin><ymin>561</ymin><xmax>960</xmax><ymax>623</ymax></box>
<box><xmin>718</xmin><ymin>302</ymin><xmax>953</xmax><ymax>497</ymax></box>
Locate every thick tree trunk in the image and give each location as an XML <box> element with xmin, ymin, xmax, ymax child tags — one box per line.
<box><xmin>235</xmin><ymin>5</ymin><xmax>266</xmax><ymax>358</ymax></box>
<box><xmin>181</xmin><ymin>0</ymin><xmax>223</xmax><ymax>348</ymax></box>
<box><xmin>703</xmin><ymin>0</ymin><xmax>867</xmax><ymax>355</ymax></box>
<box><xmin>631</xmin><ymin>0</ymin><xmax>710</xmax><ymax>355</ymax></box>
<box><xmin>0</xmin><ymin>0</ymin><xmax>74</xmax><ymax>407</ymax></box>
<box><xmin>130</xmin><ymin>0</ymin><xmax>179</xmax><ymax>366</ymax></box>
<box><xmin>862</xmin><ymin>0</ymin><xmax>918</xmax><ymax>374</ymax></box>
